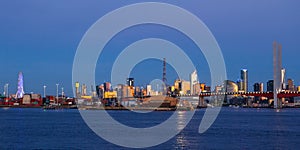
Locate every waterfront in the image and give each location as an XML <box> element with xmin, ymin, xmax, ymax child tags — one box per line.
<box><xmin>0</xmin><ymin>107</ymin><xmax>299</xmax><ymax>149</ymax></box>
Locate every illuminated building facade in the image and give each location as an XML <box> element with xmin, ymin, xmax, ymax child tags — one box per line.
<box><xmin>16</xmin><ymin>72</ymin><xmax>25</xmax><ymax>98</ymax></box>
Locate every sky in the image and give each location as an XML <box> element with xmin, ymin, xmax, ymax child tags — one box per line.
<box><xmin>0</xmin><ymin>0</ymin><xmax>299</xmax><ymax>96</ymax></box>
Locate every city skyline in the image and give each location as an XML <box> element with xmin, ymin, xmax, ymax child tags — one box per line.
<box><xmin>1</xmin><ymin>0</ymin><xmax>300</xmax><ymax>95</ymax></box>
<box><xmin>1</xmin><ymin>63</ymin><xmax>299</xmax><ymax>97</ymax></box>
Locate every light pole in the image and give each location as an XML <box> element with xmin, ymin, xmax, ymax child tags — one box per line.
<box><xmin>61</xmin><ymin>87</ymin><xmax>64</xmax><ymax>98</ymax></box>
<box><xmin>56</xmin><ymin>84</ymin><xmax>59</xmax><ymax>105</ymax></box>
<box><xmin>6</xmin><ymin>83</ymin><xmax>9</xmax><ymax>98</ymax></box>
<box><xmin>43</xmin><ymin>85</ymin><xmax>47</xmax><ymax>98</ymax></box>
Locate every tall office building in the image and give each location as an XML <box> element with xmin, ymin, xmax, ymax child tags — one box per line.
<box><xmin>193</xmin><ymin>83</ymin><xmax>201</xmax><ymax>95</ymax></box>
<box><xmin>116</xmin><ymin>84</ymin><xmax>123</xmax><ymax>101</ymax></box>
<box><xmin>103</xmin><ymin>82</ymin><xmax>111</xmax><ymax>92</ymax></box>
<box><xmin>81</xmin><ymin>84</ymin><xmax>87</xmax><ymax>96</ymax></box>
<box><xmin>174</xmin><ymin>79</ymin><xmax>190</xmax><ymax>95</ymax></box>
<box><xmin>286</xmin><ymin>78</ymin><xmax>295</xmax><ymax>91</ymax></box>
<box><xmin>96</xmin><ymin>84</ymin><xmax>104</xmax><ymax>98</ymax></box>
<box><xmin>126</xmin><ymin>78</ymin><xmax>134</xmax><ymax>87</ymax></box>
<box><xmin>253</xmin><ymin>83</ymin><xmax>264</xmax><ymax>92</ymax></box>
<box><xmin>190</xmin><ymin>70</ymin><xmax>198</xmax><ymax>95</ymax></box>
<box><xmin>253</xmin><ymin>82</ymin><xmax>264</xmax><ymax>102</ymax></box>
<box><xmin>146</xmin><ymin>85</ymin><xmax>152</xmax><ymax>96</ymax></box>
<box><xmin>241</xmin><ymin>69</ymin><xmax>248</xmax><ymax>92</ymax></box>
<box><xmin>237</xmin><ymin>79</ymin><xmax>243</xmax><ymax>91</ymax></box>
<box><xmin>181</xmin><ymin>80</ymin><xmax>191</xmax><ymax>95</ymax></box>
<box><xmin>174</xmin><ymin>79</ymin><xmax>181</xmax><ymax>91</ymax></box>
<box><xmin>267</xmin><ymin>80</ymin><xmax>274</xmax><ymax>92</ymax></box>
<box><xmin>75</xmin><ymin>82</ymin><xmax>80</xmax><ymax>97</ymax></box>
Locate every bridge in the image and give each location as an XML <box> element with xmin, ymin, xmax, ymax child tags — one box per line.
<box><xmin>199</xmin><ymin>91</ymin><xmax>300</xmax><ymax>98</ymax></box>
<box><xmin>197</xmin><ymin>91</ymin><xmax>300</xmax><ymax>107</ymax></box>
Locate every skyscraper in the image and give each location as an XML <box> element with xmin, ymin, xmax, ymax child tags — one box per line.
<box><xmin>237</xmin><ymin>79</ymin><xmax>243</xmax><ymax>91</ymax></box>
<box><xmin>181</xmin><ymin>80</ymin><xmax>191</xmax><ymax>95</ymax></box>
<box><xmin>267</xmin><ymin>80</ymin><xmax>274</xmax><ymax>92</ymax></box>
<box><xmin>190</xmin><ymin>70</ymin><xmax>198</xmax><ymax>95</ymax></box>
<box><xmin>81</xmin><ymin>84</ymin><xmax>87</xmax><ymax>96</ymax></box>
<box><xmin>75</xmin><ymin>82</ymin><xmax>80</xmax><ymax>98</ymax></box>
<box><xmin>253</xmin><ymin>83</ymin><xmax>263</xmax><ymax>92</ymax></box>
<box><xmin>126</xmin><ymin>78</ymin><xmax>134</xmax><ymax>87</ymax></box>
<box><xmin>241</xmin><ymin>69</ymin><xmax>248</xmax><ymax>92</ymax></box>
<box><xmin>103</xmin><ymin>82</ymin><xmax>111</xmax><ymax>92</ymax></box>
<box><xmin>162</xmin><ymin>58</ymin><xmax>167</xmax><ymax>85</ymax></box>
<box><xmin>174</xmin><ymin>79</ymin><xmax>190</xmax><ymax>95</ymax></box>
<box><xmin>253</xmin><ymin>82</ymin><xmax>264</xmax><ymax>102</ymax></box>
<box><xmin>287</xmin><ymin>78</ymin><xmax>295</xmax><ymax>91</ymax></box>
<box><xmin>96</xmin><ymin>84</ymin><xmax>104</xmax><ymax>98</ymax></box>
<box><xmin>146</xmin><ymin>85</ymin><xmax>152</xmax><ymax>96</ymax></box>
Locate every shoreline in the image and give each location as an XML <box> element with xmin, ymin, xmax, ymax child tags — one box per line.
<box><xmin>0</xmin><ymin>105</ymin><xmax>299</xmax><ymax>110</ymax></box>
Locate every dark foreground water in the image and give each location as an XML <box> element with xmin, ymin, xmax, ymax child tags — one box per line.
<box><xmin>0</xmin><ymin>107</ymin><xmax>299</xmax><ymax>149</ymax></box>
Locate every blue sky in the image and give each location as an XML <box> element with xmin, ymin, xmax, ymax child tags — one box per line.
<box><xmin>0</xmin><ymin>0</ymin><xmax>299</xmax><ymax>96</ymax></box>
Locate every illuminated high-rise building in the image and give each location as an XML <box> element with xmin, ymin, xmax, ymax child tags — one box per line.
<box><xmin>174</xmin><ymin>79</ymin><xmax>181</xmax><ymax>91</ymax></box>
<box><xmin>181</xmin><ymin>80</ymin><xmax>190</xmax><ymax>95</ymax></box>
<box><xmin>75</xmin><ymin>82</ymin><xmax>80</xmax><ymax>98</ymax></box>
<box><xmin>16</xmin><ymin>72</ymin><xmax>25</xmax><ymax>98</ymax></box>
<box><xmin>241</xmin><ymin>69</ymin><xmax>248</xmax><ymax>92</ymax></box>
<box><xmin>174</xmin><ymin>79</ymin><xmax>190</xmax><ymax>95</ymax></box>
<box><xmin>126</xmin><ymin>78</ymin><xmax>134</xmax><ymax>87</ymax></box>
<box><xmin>267</xmin><ymin>80</ymin><xmax>274</xmax><ymax>92</ymax></box>
<box><xmin>103</xmin><ymin>82</ymin><xmax>111</xmax><ymax>92</ymax></box>
<box><xmin>190</xmin><ymin>70</ymin><xmax>199</xmax><ymax>95</ymax></box>
<box><xmin>81</xmin><ymin>84</ymin><xmax>87</xmax><ymax>96</ymax></box>
<box><xmin>96</xmin><ymin>84</ymin><xmax>104</xmax><ymax>98</ymax></box>
<box><xmin>237</xmin><ymin>79</ymin><xmax>243</xmax><ymax>92</ymax></box>
<box><xmin>146</xmin><ymin>85</ymin><xmax>152</xmax><ymax>96</ymax></box>
<box><xmin>253</xmin><ymin>82</ymin><xmax>264</xmax><ymax>92</ymax></box>
<box><xmin>253</xmin><ymin>82</ymin><xmax>264</xmax><ymax>102</ymax></box>
<box><xmin>286</xmin><ymin>78</ymin><xmax>295</xmax><ymax>91</ymax></box>
<box><xmin>116</xmin><ymin>84</ymin><xmax>123</xmax><ymax>101</ymax></box>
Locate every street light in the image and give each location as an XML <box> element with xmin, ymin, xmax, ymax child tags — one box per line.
<box><xmin>43</xmin><ymin>85</ymin><xmax>47</xmax><ymax>98</ymax></box>
<box><xmin>56</xmin><ymin>84</ymin><xmax>59</xmax><ymax>105</ymax></box>
<box><xmin>61</xmin><ymin>87</ymin><xmax>64</xmax><ymax>98</ymax></box>
<box><xmin>6</xmin><ymin>83</ymin><xmax>9</xmax><ymax>98</ymax></box>
<box><xmin>3</xmin><ymin>85</ymin><xmax>5</xmax><ymax>96</ymax></box>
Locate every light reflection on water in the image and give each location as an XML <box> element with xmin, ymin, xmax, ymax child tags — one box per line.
<box><xmin>175</xmin><ymin>111</ymin><xmax>190</xmax><ymax>149</ymax></box>
<box><xmin>176</xmin><ymin>111</ymin><xmax>186</xmax><ymax>131</ymax></box>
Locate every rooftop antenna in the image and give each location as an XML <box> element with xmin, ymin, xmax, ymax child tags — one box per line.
<box><xmin>163</xmin><ymin>58</ymin><xmax>167</xmax><ymax>85</ymax></box>
<box><xmin>162</xmin><ymin>58</ymin><xmax>167</xmax><ymax>95</ymax></box>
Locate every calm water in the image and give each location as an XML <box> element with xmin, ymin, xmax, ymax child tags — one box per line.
<box><xmin>0</xmin><ymin>107</ymin><xmax>299</xmax><ymax>149</ymax></box>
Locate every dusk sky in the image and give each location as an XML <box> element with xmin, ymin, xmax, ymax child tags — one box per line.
<box><xmin>0</xmin><ymin>0</ymin><xmax>299</xmax><ymax>96</ymax></box>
